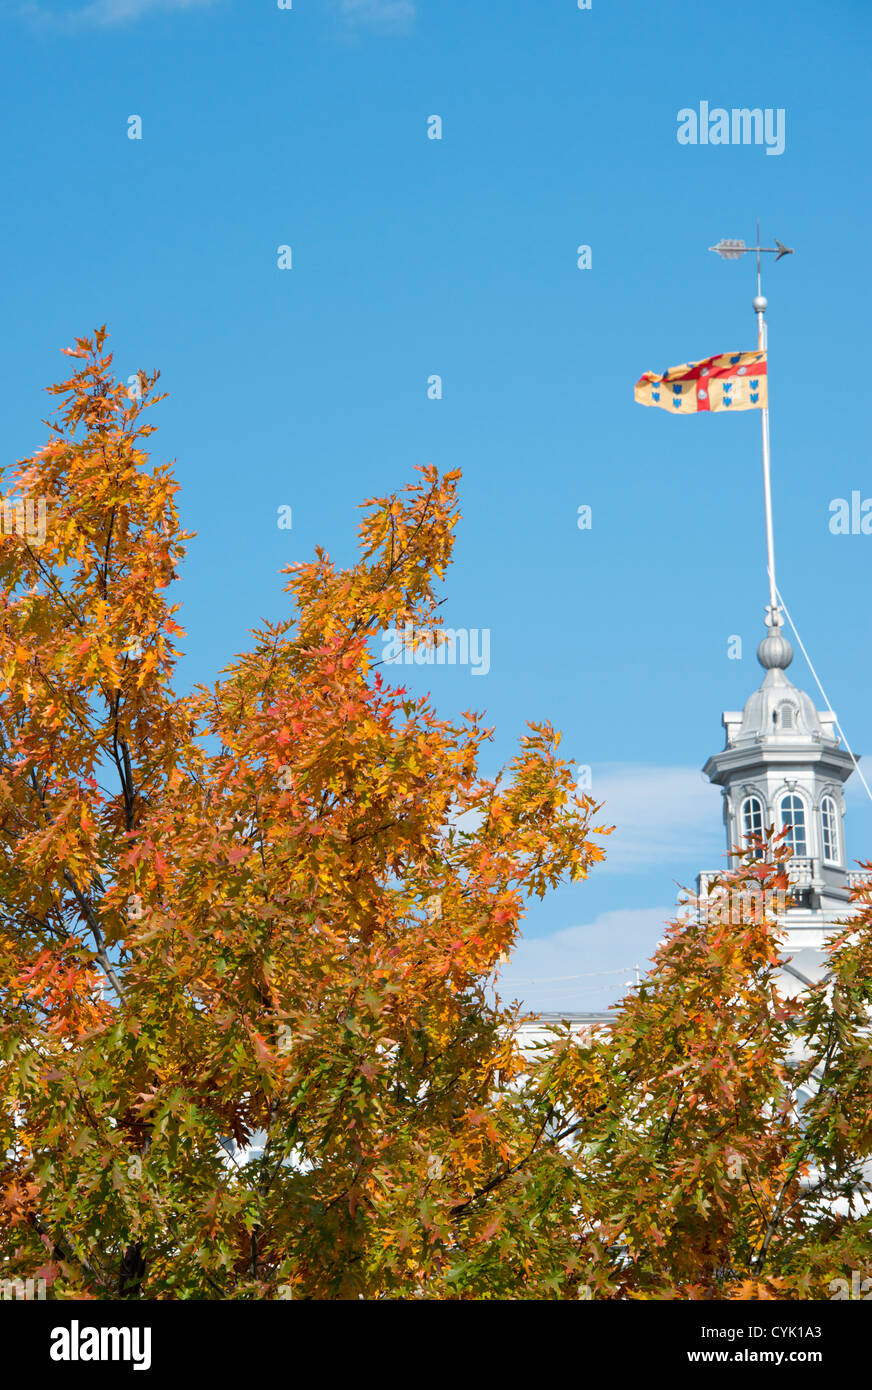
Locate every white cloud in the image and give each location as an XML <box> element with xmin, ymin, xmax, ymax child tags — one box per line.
<box><xmin>589</xmin><ymin>762</ymin><xmax>724</xmax><ymax>874</ymax></box>
<box><xmin>452</xmin><ymin>764</ymin><xmax>723</xmax><ymax>877</ymax></box>
<box><xmin>19</xmin><ymin>0</ymin><xmax>217</xmax><ymax>28</ymax></box>
<box><xmin>334</xmin><ymin>0</ymin><xmax>415</xmax><ymax>34</ymax></box>
<box><xmin>497</xmin><ymin>906</ymin><xmax>672</xmax><ymax>1015</ymax></box>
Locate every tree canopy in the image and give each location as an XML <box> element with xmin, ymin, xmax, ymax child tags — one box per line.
<box><xmin>1</xmin><ymin>333</ymin><xmax>870</xmax><ymax>1300</ymax></box>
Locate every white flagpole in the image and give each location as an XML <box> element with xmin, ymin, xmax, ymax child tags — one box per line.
<box><xmin>753</xmin><ymin>235</ymin><xmax>778</xmax><ymax>625</ymax></box>
<box><xmin>756</xmin><ymin>304</ymin><xmax>778</xmax><ymax>621</ymax></box>
<box><xmin>710</xmin><ymin>229</ymin><xmax>793</xmax><ymax>628</ymax></box>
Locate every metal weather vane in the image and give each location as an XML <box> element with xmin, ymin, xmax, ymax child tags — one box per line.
<box><xmin>709</xmin><ymin>220</ymin><xmax>794</xmax><ymax>300</ymax></box>
<box><xmin>708</xmin><ymin>237</ymin><xmax>793</xmax><ymax>261</ymax></box>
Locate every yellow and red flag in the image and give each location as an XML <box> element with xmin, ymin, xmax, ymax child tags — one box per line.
<box><xmin>635</xmin><ymin>349</ymin><xmax>767</xmax><ymax>414</ymax></box>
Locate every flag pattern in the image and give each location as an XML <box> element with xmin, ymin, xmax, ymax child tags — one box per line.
<box><xmin>635</xmin><ymin>349</ymin><xmax>767</xmax><ymax>413</ymax></box>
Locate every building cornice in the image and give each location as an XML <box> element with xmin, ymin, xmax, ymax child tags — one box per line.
<box><xmin>704</xmin><ymin>742</ymin><xmax>856</xmax><ymax>786</ymax></box>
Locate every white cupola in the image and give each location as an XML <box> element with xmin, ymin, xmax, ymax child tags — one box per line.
<box><xmin>699</xmin><ymin>609</ymin><xmax>863</xmax><ymax>973</ymax></box>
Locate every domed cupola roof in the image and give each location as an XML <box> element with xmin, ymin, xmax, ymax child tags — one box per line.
<box><xmin>731</xmin><ymin>619</ymin><xmax>828</xmax><ymax>745</ymax></box>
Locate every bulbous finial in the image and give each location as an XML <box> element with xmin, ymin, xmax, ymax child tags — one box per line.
<box><xmin>757</xmin><ymin>625</ymin><xmax>793</xmax><ymax>670</ymax></box>
<box><xmin>753</xmin><ymin>294</ymin><xmax>768</xmax><ymax>314</ymax></box>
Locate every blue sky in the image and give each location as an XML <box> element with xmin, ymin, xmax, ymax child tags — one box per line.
<box><xmin>2</xmin><ymin>0</ymin><xmax>871</xmax><ymax>1012</ymax></box>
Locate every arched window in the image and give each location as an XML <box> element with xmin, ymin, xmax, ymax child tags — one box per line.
<box><xmin>821</xmin><ymin>795</ymin><xmax>840</xmax><ymax>864</ymax></box>
<box><xmin>780</xmin><ymin>794</ymin><xmax>808</xmax><ymax>856</ymax></box>
<box><xmin>741</xmin><ymin>795</ymin><xmax>764</xmax><ymax>844</ymax></box>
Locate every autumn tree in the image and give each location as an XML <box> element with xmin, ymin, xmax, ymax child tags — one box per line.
<box><xmin>2</xmin><ymin>332</ymin><xmax>870</xmax><ymax>1303</ymax></box>
<box><xmin>0</xmin><ymin>331</ymin><xmax>608</xmax><ymax>1299</ymax></box>
<box><xmin>532</xmin><ymin>841</ymin><xmax>872</xmax><ymax>1300</ymax></box>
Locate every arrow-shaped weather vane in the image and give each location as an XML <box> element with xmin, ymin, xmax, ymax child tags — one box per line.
<box><xmin>708</xmin><ymin>237</ymin><xmax>794</xmax><ymax>261</ymax></box>
<box><xmin>709</xmin><ymin>223</ymin><xmax>794</xmax><ymax>303</ymax></box>
<box><xmin>709</xmin><ymin>223</ymin><xmax>794</xmax><ymax>313</ymax></box>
